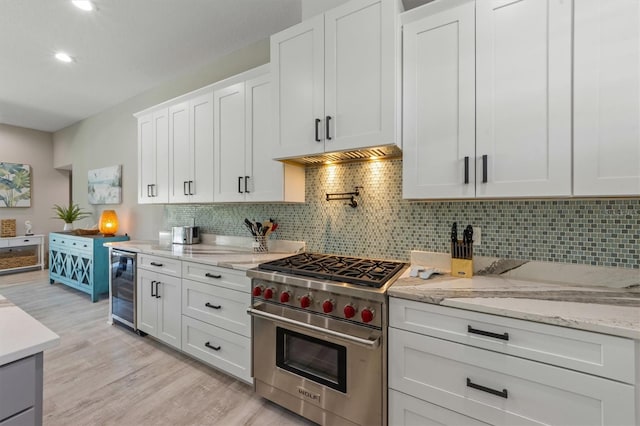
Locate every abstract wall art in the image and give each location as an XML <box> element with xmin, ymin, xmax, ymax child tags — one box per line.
<box><xmin>88</xmin><ymin>165</ymin><xmax>122</xmax><ymax>204</ymax></box>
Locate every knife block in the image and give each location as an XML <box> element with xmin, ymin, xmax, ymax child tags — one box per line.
<box><xmin>451</xmin><ymin>241</ymin><xmax>473</xmax><ymax>278</ymax></box>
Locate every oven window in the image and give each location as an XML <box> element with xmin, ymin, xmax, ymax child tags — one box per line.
<box><xmin>276</xmin><ymin>327</ymin><xmax>347</xmax><ymax>393</ymax></box>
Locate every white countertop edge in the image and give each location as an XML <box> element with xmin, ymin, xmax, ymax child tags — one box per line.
<box><xmin>441</xmin><ymin>297</ymin><xmax>640</xmax><ymax>340</ymax></box>
<box><xmin>0</xmin><ymin>304</ymin><xmax>60</xmax><ymax>366</ymax></box>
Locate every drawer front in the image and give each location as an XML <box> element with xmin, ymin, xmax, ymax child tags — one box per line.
<box><xmin>181</xmin><ymin>316</ymin><xmax>252</xmax><ymax>384</ymax></box>
<box><xmin>389</xmin><ymin>297</ymin><xmax>636</xmax><ymax>383</ymax></box>
<box><xmin>389</xmin><ymin>328</ymin><xmax>636</xmax><ymax>426</ymax></box>
<box><xmin>182</xmin><ymin>261</ymin><xmax>250</xmax><ymax>292</ymax></box>
<box><xmin>0</xmin><ymin>407</ymin><xmax>35</xmax><ymax>426</ymax></box>
<box><xmin>182</xmin><ymin>279</ymin><xmax>251</xmax><ymax>337</ymax></box>
<box><xmin>49</xmin><ymin>235</ymin><xmax>91</xmax><ymax>255</ymax></box>
<box><xmin>7</xmin><ymin>236</ymin><xmax>42</xmax><ymax>247</ymax></box>
<box><xmin>0</xmin><ymin>240</ymin><xmax>8</xmax><ymax>248</ymax></box>
<box><xmin>138</xmin><ymin>254</ymin><xmax>181</xmax><ymax>277</ymax></box>
<box><xmin>390</xmin><ymin>390</ymin><xmax>489</xmax><ymax>426</ymax></box>
<box><xmin>0</xmin><ymin>356</ymin><xmax>36</xmax><ymax>422</ymax></box>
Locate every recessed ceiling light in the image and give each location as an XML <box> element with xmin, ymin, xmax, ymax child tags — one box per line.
<box><xmin>55</xmin><ymin>52</ymin><xmax>74</xmax><ymax>63</ymax></box>
<box><xmin>72</xmin><ymin>0</ymin><xmax>94</xmax><ymax>11</ymax></box>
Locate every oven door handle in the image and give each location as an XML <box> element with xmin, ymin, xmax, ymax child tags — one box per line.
<box><xmin>247</xmin><ymin>308</ymin><xmax>380</xmax><ymax>349</ymax></box>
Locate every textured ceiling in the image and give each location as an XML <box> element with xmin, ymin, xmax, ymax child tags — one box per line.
<box><xmin>0</xmin><ymin>0</ymin><xmax>301</xmax><ymax>132</ymax></box>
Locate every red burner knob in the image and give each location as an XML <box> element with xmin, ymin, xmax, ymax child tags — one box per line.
<box><xmin>263</xmin><ymin>288</ymin><xmax>274</xmax><ymax>300</ymax></box>
<box><xmin>300</xmin><ymin>295</ymin><xmax>312</xmax><ymax>309</ymax></box>
<box><xmin>322</xmin><ymin>300</ymin><xmax>334</xmax><ymax>313</ymax></box>
<box><xmin>252</xmin><ymin>286</ymin><xmax>263</xmax><ymax>297</ymax></box>
<box><xmin>361</xmin><ymin>308</ymin><xmax>375</xmax><ymax>323</ymax></box>
<box><xmin>343</xmin><ymin>304</ymin><xmax>357</xmax><ymax>319</ymax></box>
<box><xmin>280</xmin><ymin>291</ymin><xmax>291</xmax><ymax>303</ymax></box>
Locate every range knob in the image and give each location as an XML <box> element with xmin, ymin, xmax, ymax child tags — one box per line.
<box><xmin>343</xmin><ymin>304</ymin><xmax>357</xmax><ymax>319</ymax></box>
<box><xmin>263</xmin><ymin>288</ymin><xmax>274</xmax><ymax>300</ymax></box>
<box><xmin>280</xmin><ymin>291</ymin><xmax>291</xmax><ymax>303</ymax></box>
<box><xmin>252</xmin><ymin>286</ymin><xmax>263</xmax><ymax>297</ymax></box>
<box><xmin>300</xmin><ymin>294</ymin><xmax>313</xmax><ymax>309</ymax></box>
<box><xmin>322</xmin><ymin>299</ymin><xmax>334</xmax><ymax>313</ymax></box>
<box><xmin>361</xmin><ymin>308</ymin><xmax>375</xmax><ymax>323</ymax></box>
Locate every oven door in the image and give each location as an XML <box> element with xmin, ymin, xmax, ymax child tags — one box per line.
<box><xmin>248</xmin><ymin>302</ymin><xmax>383</xmax><ymax>426</ymax></box>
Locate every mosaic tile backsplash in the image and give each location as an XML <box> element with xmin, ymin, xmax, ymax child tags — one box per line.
<box><xmin>165</xmin><ymin>159</ymin><xmax>639</xmax><ymax>269</ymax></box>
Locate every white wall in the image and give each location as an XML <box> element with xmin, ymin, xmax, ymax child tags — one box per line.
<box><xmin>0</xmin><ymin>124</ymin><xmax>69</xmax><ymax>236</ymax></box>
<box><xmin>301</xmin><ymin>0</ymin><xmax>350</xmax><ymax>19</ymax></box>
<box><xmin>53</xmin><ymin>39</ymin><xmax>271</xmax><ymax>240</ymax></box>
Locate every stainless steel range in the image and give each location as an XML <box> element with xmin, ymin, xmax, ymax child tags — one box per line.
<box><xmin>246</xmin><ymin>253</ymin><xmax>408</xmax><ymax>426</ymax></box>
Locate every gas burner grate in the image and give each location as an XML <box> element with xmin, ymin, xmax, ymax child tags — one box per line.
<box><xmin>259</xmin><ymin>253</ymin><xmax>407</xmax><ymax>288</ymax></box>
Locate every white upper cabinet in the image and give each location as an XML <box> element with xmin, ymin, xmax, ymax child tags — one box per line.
<box><xmin>402</xmin><ymin>0</ymin><xmax>475</xmax><ymax>199</ymax></box>
<box><xmin>213</xmin><ymin>67</ymin><xmax>305</xmax><ymax>203</ymax></box>
<box><xmin>475</xmin><ymin>0</ymin><xmax>572</xmax><ymax>198</ymax></box>
<box><xmin>137</xmin><ymin>108</ymin><xmax>169</xmax><ymax>204</ymax></box>
<box><xmin>272</xmin><ymin>0</ymin><xmax>402</xmax><ymax>160</ymax></box>
<box><xmin>573</xmin><ymin>0</ymin><xmax>640</xmax><ymax>196</ymax></box>
<box><xmin>402</xmin><ymin>0</ymin><xmax>572</xmax><ymax>199</ymax></box>
<box><xmin>169</xmin><ymin>92</ymin><xmax>214</xmax><ymax>203</ymax></box>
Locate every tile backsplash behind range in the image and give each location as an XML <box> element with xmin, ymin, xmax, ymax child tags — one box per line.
<box><xmin>166</xmin><ymin>159</ymin><xmax>639</xmax><ymax>269</ymax></box>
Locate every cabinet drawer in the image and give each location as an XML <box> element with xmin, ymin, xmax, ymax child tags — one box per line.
<box><xmin>181</xmin><ymin>316</ymin><xmax>252</xmax><ymax>384</ymax></box>
<box><xmin>182</xmin><ymin>279</ymin><xmax>250</xmax><ymax>337</ymax></box>
<box><xmin>0</xmin><ymin>408</ymin><xmax>35</xmax><ymax>426</ymax></box>
<box><xmin>49</xmin><ymin>235</ymin><xmax>92</xmax><ymax>254</ymax></box>
<box><xmin>0</xmin><ymin>356</ymin><xmax>36</xmax><ymax>422</ymax></box>
<box><xmin>389</xmin><ymin>328</ymin><xmax>636</xmax><ymax>426</ymax></box>
<box><xmin>7</xmin><ymin>236</ymin><xmax>42</xmax><ymax>247</ymax></box>
<box><xmin>182</xmin><ymin>261</ymin><xmax>250</xmax><ymax>292</ymax></box>
<box><xmin>390</xmin><ymin>390</ymin><xmax>489</xmax><ymax>426</ymax></box>
<box><xmin>389</xmin><ymin>298</ymin><xmax>635</xmax><ymax>383</ymax></box>
<box><xmin>138</xmin><ymin>254</ymin><xmax>181</xmax><ymax>277</ymax></box>
<box><xmin>0</xmin><ymin>240</ymin><xmax>7</xmax><ymax>248</ymax></box>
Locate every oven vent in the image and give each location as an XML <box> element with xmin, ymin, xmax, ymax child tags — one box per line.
<box><xmin>279</xmin><ymin>145</ymin><xmax>402</xmax><ymax>166</ymax></box>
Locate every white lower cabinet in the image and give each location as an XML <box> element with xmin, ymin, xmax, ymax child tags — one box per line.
<box><xmin>180</xmin><ymin>261</ymin><xmax>252</xmax><ymax>383</ymax></box>
<box><xmin>388</xmin><ymin>297</ymin><xmax>637</xmax><ymax>426</ymax></box>
<box><xmin>390</xmin><ymin>390</ymin><xmax>489</xmax><ymax>426</ymax></box>
<box><xmin>137</xmin><ymin>267</ymin><xmax>182</xmax><ymax>350</ymax></box>
<box><xmin>181</xmin><ymin>316</ymin><xmax>251</xmax><ymax>384</ymax></box>
<box><xmin>136</xmin><ymin>257</ymin><xmax>254</xmax><ymax>383</ymax></box>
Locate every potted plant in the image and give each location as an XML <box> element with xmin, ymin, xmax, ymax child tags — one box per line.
<box><xmin>52</xmin><ymin>203</ymin><xmax>91</xmax><ymax>231</ymax></box>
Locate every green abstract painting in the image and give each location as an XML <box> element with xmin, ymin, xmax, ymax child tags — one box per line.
<box><xmin>0</xmin><ymin>162</ymin><xmax>31</xmax><ymax>208</ymax></box>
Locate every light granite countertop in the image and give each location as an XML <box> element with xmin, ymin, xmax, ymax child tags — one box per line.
<box><xmin>104</xmin><ymin>235</ymin><xmax>304</xmax><ymax>271</ymax></box>
<box><xmin>389</xmin><ymin>251</ymin><xmax>640</xmax><ymax>340</ymax></box>
<box><xmin>0</xmin><ymin>295</ymin><xmax>60</xmax><ymax>365</ymax></box>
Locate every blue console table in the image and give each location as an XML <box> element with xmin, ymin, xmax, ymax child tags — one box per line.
<box><xmin>49</xmin><ymin>232</ymin><xmax>129</xmax><ymax>302</ymax></box>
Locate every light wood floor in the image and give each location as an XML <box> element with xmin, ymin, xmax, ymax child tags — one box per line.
<box><xmin>0</xmin><ymin>270</ymin><xmax>314</xmax><ymax>426</ymax></box>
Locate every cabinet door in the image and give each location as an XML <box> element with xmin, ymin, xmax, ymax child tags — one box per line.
<box><xmin>137</xmin><ymin>113</ymin><xmax>155</xmax><ymax>204</ymax></box>
<box><xmin>168</xmin><ymin>102</ymin><xmax>191</xmax><ymax>203</ymax></box>
<box><xmin>153</xmin><ymin>109</ymin><xmax>169</xmax><ymax>203</ymax></box>
<box><xmin>137</xmin><ymin>270</ymin><xmax>158</xmax><ymax>336</ymax></box>
<box><xmin>156</xmin><ymin>274</ymin><xmax>182</xmax><ymax>350</ymax></box>
<box><xmin>68</xmin><ymin>249</ymin><xmax>93</xmax><ymax>290</ymax></box>
<box><xmin>271</xmin><ymin>14</ymin><xmax>325</xmax><ymax>159</ymax></box>
<box><xmin>325</xmin><ymin>0</ymin><xmax>399</xmax><ymax>152</ymax></box>
<box><xmin>573</xmin><ymin>0</ymin><xmax>640</xmax><ymax>196</ymax></box>
<box><xmin>245</xmin><ymin>73</ymin><xmax>287</xmax><ymax>202</ymax></box>
<box><xmin>189</xmin><ymin>92</ymin><xmax>214</xmax><ymax>203</ymax></box>
<box><xmin>214</xmin><ymin>82</ymin><xmax>246</xmax><ymax>202</ymax></box>
<box><xmin>402</xmin><ymin>0</ymin><xmax>475</xmax><ymax>199</ymax></box>
<box><xmin>475</xmin><ymin>0</ymin><xmax>571</xmax><ymax>197</ymax></box>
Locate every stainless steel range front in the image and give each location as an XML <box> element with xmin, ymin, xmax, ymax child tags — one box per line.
<box><xmin>247</xmin><ymin>253</ymin><xmax>407</xmax><ymax>426</ymax></box>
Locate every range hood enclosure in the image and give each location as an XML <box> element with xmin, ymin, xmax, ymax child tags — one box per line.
<box><xmin>277</xmin><ymin>145</ymin><xmax>403</xmax><ymax>166</ymax></box>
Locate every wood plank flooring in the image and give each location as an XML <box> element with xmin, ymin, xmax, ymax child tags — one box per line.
<box><xmin>0</xmin><ymin>271</ymin><xmax>314</xmax><ymax>426</ymax></box>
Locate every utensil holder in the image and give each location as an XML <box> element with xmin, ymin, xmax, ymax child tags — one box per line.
<box><xmin>253</xmin><ymin>236</ymin><xmax>269</xmax><ymax>253</ymax></box>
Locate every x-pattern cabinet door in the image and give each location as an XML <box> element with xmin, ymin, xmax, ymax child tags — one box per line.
<box><xmin>68</xmin><ymin>250</ymin><xmax>93</xmax><ymax>288</ymax></box>
<box><xmin>49</xmin><ymin>246</ymin><xmax>68</xmax><ymax>279</ymax></box>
